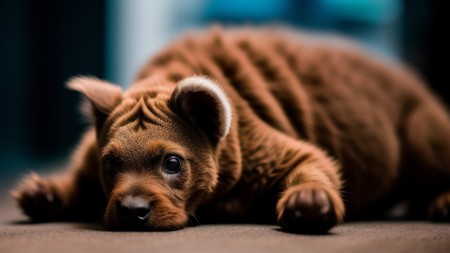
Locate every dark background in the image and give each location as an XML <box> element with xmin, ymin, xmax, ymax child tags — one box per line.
<box><xmin>0</xmin><ymin>0</ymin><xmax>106</xmax><ymax>180</ymax></box>
<box><xmin>0</xmin><ymin>0</ymin><xmax>449</xmax><ymax>181</ymax></box>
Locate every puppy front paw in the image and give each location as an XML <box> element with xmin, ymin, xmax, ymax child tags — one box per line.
<box><xmin>11</xmin><ymin>172</ymin><xmax>62</xmax><ymax>221</ymax></box>
<box><xmin>428</xmin><ymin>191</ymin><xmax>450</xmax><ymax>222</ymax></box>
<box><xmin>276</xmin><ymin>183</ymin><xmax>344</xmax><ymax>234</ymax></box>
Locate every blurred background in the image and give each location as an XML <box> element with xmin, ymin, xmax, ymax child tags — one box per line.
<box><xmin>0</xmin><ymin>0</ymin><xmax>449</xmax><ymax>191</ymax></box>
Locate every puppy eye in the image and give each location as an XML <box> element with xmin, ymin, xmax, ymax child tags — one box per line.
<box><xmin>104</xmin><ymin>156</ymin><xmax>119</xmax><ymax>175</ymax></box>
<box><xmin>163</xmin><ymin>155</ymin><xmax>182</xmax><ymax>174</ymax></box>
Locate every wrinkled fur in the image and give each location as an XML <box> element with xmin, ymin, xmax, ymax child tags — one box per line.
<box><xmin>12</xmin><ymin>28</ymin><xmax>450</xmax><ymax>233</ymax></box>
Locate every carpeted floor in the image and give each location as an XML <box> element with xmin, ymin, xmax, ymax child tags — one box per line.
<box><xmin>1</xmin><ymin>194</ymin><xmax>449</xmax><ymax>253</ymax></box>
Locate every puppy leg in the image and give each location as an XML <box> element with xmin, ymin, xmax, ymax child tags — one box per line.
<box><xmin>275</xmin><ymin>143</ymin><xmax>345</xmax><ymax>234</ymax></box>
<box><xmin>11</xmin><ymin>129</ymin><xmax>105</xmax><ymax>221</ymax></box>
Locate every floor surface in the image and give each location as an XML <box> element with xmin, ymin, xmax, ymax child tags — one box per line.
<box><xmin>1</xmin><ymin>194</ymin><xmax>449</xmax><ymax>253</ymax></box>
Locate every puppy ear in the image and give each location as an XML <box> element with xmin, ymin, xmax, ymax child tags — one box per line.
<box><xmin>67</xmin><ymin>76</ymin><xmax>122</xmax><ymax>114</ymax></box>
<box><xmin>67</xmin><ymin>76</ymin><xmax>122</xmax><ymax>130</ymax></box>
<box><xmin>170</xmin><ymin>76</ymin><xmax>232</xmax><ymax>144</ymax></box>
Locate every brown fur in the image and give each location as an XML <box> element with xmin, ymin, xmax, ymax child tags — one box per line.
<box><xmin>11</xmin><ymin>27</ymin><xmax>450</xmax><ymax>233</ymax></box>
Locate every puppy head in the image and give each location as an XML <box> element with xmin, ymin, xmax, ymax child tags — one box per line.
<box><xmin>68</xmin><ymin>76</ymin><xmax>231</xmax><ymax>230</ymax></box>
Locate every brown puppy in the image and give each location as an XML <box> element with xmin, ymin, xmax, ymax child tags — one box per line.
<box><xmin>12</xmin><ymin>28</ymin><xmax>450</xmax><ymax>233</ymax></box>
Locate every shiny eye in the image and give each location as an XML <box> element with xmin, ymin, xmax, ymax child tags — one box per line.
<box><xmin>163</xmin><ymin>155</ymin><xmax>182</xmax><ymax>174</ymax></box>
<box><xmin>104</xmin><ymin>156</ymin><xmax>118</xmax><ymax>175</ymax></box>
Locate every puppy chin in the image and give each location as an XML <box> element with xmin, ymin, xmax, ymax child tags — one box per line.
<box><xmin>103</xmin><ymin>195</ymin><xmax>188</xmax><ymax>231</ymax></box>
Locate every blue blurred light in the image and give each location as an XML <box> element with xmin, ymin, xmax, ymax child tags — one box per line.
<box><xmin>205</xmin><ymin>0</ymin><xmax>288</xmax><ymax>20</ymax></box>
<box><xmin>319</xmin><ymin>0</ymin><xmax>401</xmax><ymax>24</ymax></box>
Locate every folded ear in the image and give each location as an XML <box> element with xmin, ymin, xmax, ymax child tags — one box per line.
<box><xmin>67</xmin><ymin>76</ymin><xmax>122</xmax><ymax>130</ymax></box>
<box><xmin>170</xmin><ymin>76</ymin><xmax>232</xmax><ymax>144</ymax></box>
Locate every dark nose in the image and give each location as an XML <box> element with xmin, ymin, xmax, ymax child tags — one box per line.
<box><xmin>118</xmin><ymin>196</ymin><xmax>151</xmax><ymax>224</ymax></box>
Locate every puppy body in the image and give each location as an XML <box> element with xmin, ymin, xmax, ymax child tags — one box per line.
<box><xmin>13</xmin><ymin>28</ymin><xmax>450</xmax><ymax>233</ymax></box>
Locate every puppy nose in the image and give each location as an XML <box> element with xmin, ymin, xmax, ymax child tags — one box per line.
<box><xmin>119</xmin><ymin>196</ymin><xmax>151</xmax><ymax>223</ymax></box>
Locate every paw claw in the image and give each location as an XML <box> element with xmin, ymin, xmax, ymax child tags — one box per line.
<box><xmin>46</xmin><ymin>192</ymin><xmax>54</xmax><ymax>203</ymax></box>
